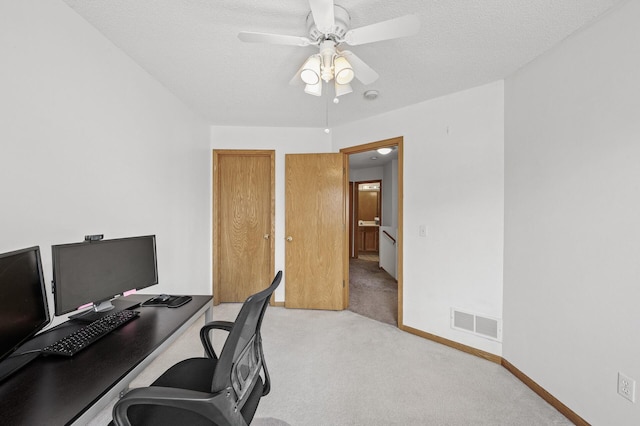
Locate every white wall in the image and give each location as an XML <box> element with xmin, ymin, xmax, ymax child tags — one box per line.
<box><xmin>382</xmin><ymin>159</ymin><xmax>398</xmax><ymax>229</ymax></box>
<box><xmin>333</xmin><ymin>81</ymin><xmax>505</xmax><ymax>355</ymax></box>
<box><xmin>503</xmin><ymin>1</ymin><xmax>640</xmax><ymax>424</ymax></box>
<box><xmin>350</xmin><ymin>166</ymin><xmax>384</xmax><ymax>183</ymax></box>
<box><xmin>210</xmin><ymin>126</ymin><xmax>332</xmax><ymax>302</ymax></box>
<box><xmin>0</xmin><ymin>1</ymin><xmax>211</xmax><ymax>325</ymax></box>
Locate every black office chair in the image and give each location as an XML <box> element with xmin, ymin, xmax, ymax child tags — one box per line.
<box><xmin>112</xmin><ymin>271</ymin><xmax>282</xmax><ymax>426</ymax></box>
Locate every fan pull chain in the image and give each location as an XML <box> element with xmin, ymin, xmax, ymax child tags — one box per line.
<box><xmin>324</xmin><ymin>92</ymin><xmax>330</xmax><ymax>133</ymax></box>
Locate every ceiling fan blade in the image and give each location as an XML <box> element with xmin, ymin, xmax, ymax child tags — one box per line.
<box><xmin>340</xmin><ymin>50</ymin><xmax>379</xmax><ymax>85</ymax></box>
<box><xmin>238</xmin><ymin>31</ymin><xmax>312</xmax><ymax>47</ymax></box>
<box><xmin>309</xmin><ymin>0</ymin><xmax>335</xmax><ymax>34</ymax></box>
<box><xmin>289</xmin><ymin>63</ymin><xmax>305</xmax><ymax>86</ymax></box>
<box><xmin>343</xmin><ymin>14</ymin><xmax>420</xmax><ymax>46</ymax></box>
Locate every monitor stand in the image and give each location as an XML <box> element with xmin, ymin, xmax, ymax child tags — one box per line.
<box><xmin>0</xmin><ymin>352</ymin><xmax>40</xmax><ymax>383</ymax></box>
<box><xmin>69</xmin><ymin>297</ymin><xmax>142</xmax><ymax>323</ymax></box>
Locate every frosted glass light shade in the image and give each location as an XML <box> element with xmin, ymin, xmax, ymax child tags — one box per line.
<box><xmin>304</xmin><ymin>81</ymin><xmax>322</xmax><ymax>96</ymax></box>
<box><xmin>334</xmin><ymin>81</ymin><xmax>352</xmax><ymax>97</ymax></box>
<box><xmin>377</xmin><ymin>147</ymin><xmax>392</xmax><ymax>155</ymax></box>
<box><xmin>334</xmin><ymin>56</ymin><xmax>354</xmax><ymax>85</ymax></box>
<box><xmin>300</xmin><ymin>56</ymin><xmax>321</xmax><ymax>85</ymax></box>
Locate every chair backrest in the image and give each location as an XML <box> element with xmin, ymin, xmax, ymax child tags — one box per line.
<box><xmin>211</xmin><ymin>271</ymin><xmax>282</xmax><ymax>410</ymax></box>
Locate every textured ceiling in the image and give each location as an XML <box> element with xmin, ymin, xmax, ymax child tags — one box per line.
<box><xmin>62</xmin><ymin>0</ymin><xmax>623</xmax><ymax>129</ymax></box>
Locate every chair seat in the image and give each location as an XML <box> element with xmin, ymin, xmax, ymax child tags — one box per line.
<box><xmin>111</xmin><ymin>358</ymin><xmax>264</xmax><ymax>426</ymax></box>
<box><xmin>153</xmin><ymin>358</ymin><xmax>218</xmax><ymax>392</ymax></box>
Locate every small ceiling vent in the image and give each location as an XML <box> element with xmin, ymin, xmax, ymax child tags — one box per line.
<box><xmin>363</xmin><ymin>89</ymin><xmax>379</xmax><ymax>100</ymax></box>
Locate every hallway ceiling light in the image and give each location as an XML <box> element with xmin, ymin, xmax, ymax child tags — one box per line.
<box><xmin>377</xmin><ymin>147</ymin><xmax>393</xmax><ymax>155</ymax></box>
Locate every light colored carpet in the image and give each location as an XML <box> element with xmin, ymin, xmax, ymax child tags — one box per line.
<box><xmin>91</xmin><ymin>305</ymin><xmax>572</xmax><ymax>426</ymax></box>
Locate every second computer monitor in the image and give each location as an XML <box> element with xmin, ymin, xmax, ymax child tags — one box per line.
<box><xmin>52</xmin><ymin>235</ymin><xmax>158</xmax><ymax>317</ymax></box>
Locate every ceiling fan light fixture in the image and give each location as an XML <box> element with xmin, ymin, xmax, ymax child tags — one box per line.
<box><xmin>334</xmin><ymin>56</ymin><xmax>354</xmax><ymax>84</ymax></box>
<box><xmin>300</xmin><ymin>55</ymin><xmax>321</xmax><ymax>85</ymax></box>
<box><xmin>334</xmin><ymin>81</ymin><xmax>352</xmax><ymax>97</ymax></box>
<box><xmin>304</xmin><ymin>81</ymin><xmax>322</xmax><ymax>96</ymax></box>
<box><xmin>239</xmin><ymin>3</ymin><xmax>421</xmax><ymax>101</ymax></box>
<box><xmin>319</xmin><ymin>40</ymin><xmax>337</xmax><ymax>83</ymax></box>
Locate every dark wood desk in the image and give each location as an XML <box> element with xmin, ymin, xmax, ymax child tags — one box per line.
<box><xmin>0</xmin><ymin>294</ymin><xmax>213</xmax><ymax>425</ymax></box>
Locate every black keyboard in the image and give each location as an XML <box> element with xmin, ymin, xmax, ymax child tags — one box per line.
<box><xmin>42</xmin><ymin>310</ymin><xmax>140</xmax><ymax>357</ymax></box>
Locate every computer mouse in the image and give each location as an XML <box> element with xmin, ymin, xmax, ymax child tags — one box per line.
<box><xmin>158</xmin><ymin>294</ymin><xmax>170</xmax><ymax>302</ymax></box>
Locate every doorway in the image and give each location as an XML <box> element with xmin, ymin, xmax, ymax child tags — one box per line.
<box><xmin>341</xmin><ymin>137</ymin><xmax>403</xmax><ymax>327</ymax></box>
<box><xmin>354</xmin><ymin>179</ymin><xmax>382</xmax><ymax>260</ymax></box>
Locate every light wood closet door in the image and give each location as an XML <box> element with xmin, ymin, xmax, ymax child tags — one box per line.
<box><xmin>213</xmin><ymin>150</ymin><xmax>274</xmax><ymax>303</ymax></box>
<box><xmin>285</xmin><ymin>153</ymin><xmax>345</xmax><ymax>310</ymax></box>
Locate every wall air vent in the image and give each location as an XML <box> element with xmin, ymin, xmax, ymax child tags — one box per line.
<box><xmin>451</xmin><ymin>308</ymin><xmax>502</xmax><ymax>342</ymax></box>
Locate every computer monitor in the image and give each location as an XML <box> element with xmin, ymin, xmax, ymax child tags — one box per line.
<box><xmin>52</xmin><ymin>235</ymin><xmax>158</xmax><ymax>320</ymax></box>
<box><xmin>0</xmin><ymin>246</ymin><xmax>50</xmax><ymax>381</ymax></box>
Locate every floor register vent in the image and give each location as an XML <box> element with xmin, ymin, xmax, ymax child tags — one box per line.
<box><xmin>451</xmin><ymin>308</ymin><xmax>502</xmax><ymax>342</ymax></box>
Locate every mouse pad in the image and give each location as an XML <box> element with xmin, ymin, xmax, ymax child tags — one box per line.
<box><xmin>141</xmin><ymin>295</ymin><xmax>192</xmax><ymax>308</ymax></box>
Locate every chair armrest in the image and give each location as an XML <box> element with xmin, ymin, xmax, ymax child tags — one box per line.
<box><xmin>257</xmin><ymin>332</ymin><xmax>271</xmax><ymax>396</ymax></box>
<box><xmin>200</xmin><ymin>320</ymin><xmax>234</xmax><ymax>359</ymax></box>
<box><xmin>113</xmin><ymin>386</ymin><xmax>247</xmax><ymax>426</ymax></box>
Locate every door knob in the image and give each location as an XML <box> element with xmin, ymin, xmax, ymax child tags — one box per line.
<box><xmin>264</xmin><ymin>234</ymin><xmax>270</xmax><ymax>240</ymax></box>
<box><xmin>286</xmin><ymin>236</ymin><xmax>293</xmax><ymax>242</ymax></box>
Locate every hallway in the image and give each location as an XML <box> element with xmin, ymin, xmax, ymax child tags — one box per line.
<box><xmin>348</xmin><ymin>257</ymin><xmax>398</xmax><ymax>326</ymax></box>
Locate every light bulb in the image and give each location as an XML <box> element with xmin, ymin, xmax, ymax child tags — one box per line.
<box><xmin>324</xmin><ymin>128</ymin><xmax>330</xmax><ymax>134</ymax></box>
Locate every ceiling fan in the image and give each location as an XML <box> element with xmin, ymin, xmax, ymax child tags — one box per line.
<box><xmin>238</xmin><ymin>0</ymin><xmax>420</xmax><ymax>97</ymax></box>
